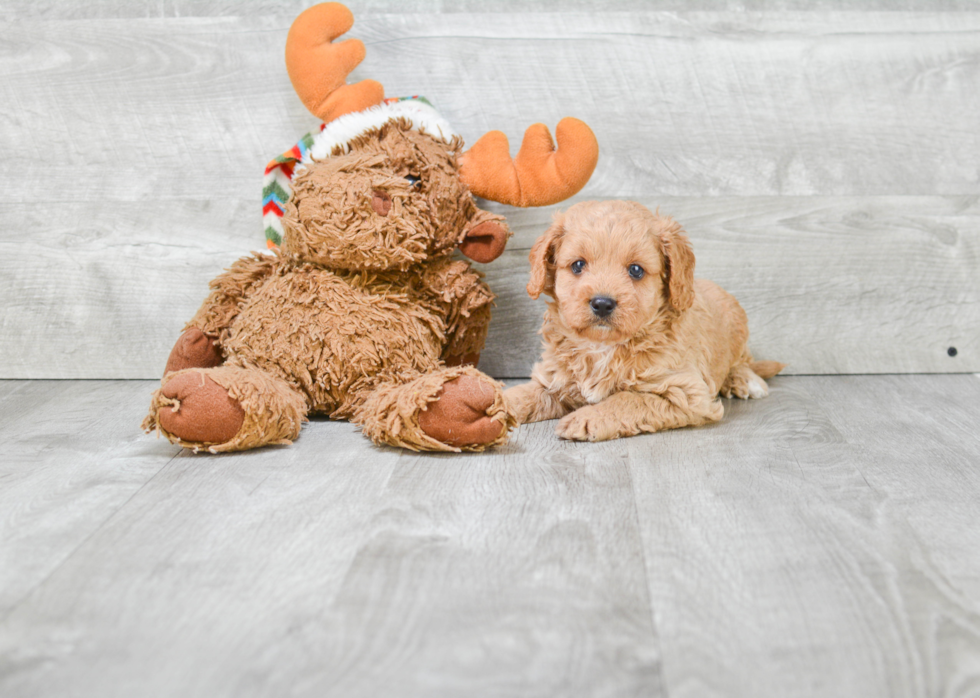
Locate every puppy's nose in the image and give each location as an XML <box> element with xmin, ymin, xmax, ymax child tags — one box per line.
<box><xmin>590</xmin><ymin>296</ymin><xmax>617</xmax><ymax>318</ymax></box>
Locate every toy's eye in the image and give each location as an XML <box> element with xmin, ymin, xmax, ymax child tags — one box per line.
<box><xmin>405</xmin><ymin>175</ymin><xmax>421</xmax><ymax>188</ymax></box>
<box><xmin>628</xmin><ymin>264</ymin><xmax>645</xmax><ymax>280</ymax></box>
<box><xmin>571</xmin><ymin>259</ymin><xmax>586</xmax><ymax>275</ymax></box>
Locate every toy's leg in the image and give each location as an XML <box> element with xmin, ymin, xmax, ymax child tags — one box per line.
<box><xmin>353</xmin><ymin>366</ymin><xmax>516</xmax><ymax>452</ymax></box>
<box><xmin>142</xmin><ymin>366</ymin><xmax>308</xmax><ymax>453</ymax></box>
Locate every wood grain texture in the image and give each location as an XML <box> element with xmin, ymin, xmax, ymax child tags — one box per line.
<box><xmin>5</xmin><ymin>1</ymin><xmax>978</xmax><ymax>20</ymax></box>
<box><xmin>0</xmin><ymin>381</ymin><xmax>178</xmax><ymax>617</ymax></box>
<box><xmin>1</xmin><ymin>5</ymin><xmax>978</xmax><ymax>378</ymax></box>
<box><xmin>2</xmin><ymin>375</ymin><xmax>979</xmax><ymax>696</ymax></box>
<box><xmin>0</xmin><ymin>381</ymin><xmax>664</xmax><ymax>698</ymax></box>
<box><xmin>5</xmin><ymin>194</ymin><xmax>972</xmax><ymax>378</ymax></box>
<box><xmin>628</xmin><ymin>373</ymin><xmax>980</xmax><ymax>698</ymax></box>
<box><xmin>3</xmin><ymin>11</ymin><xmax>978</xmax><ymax>200</ymax></box>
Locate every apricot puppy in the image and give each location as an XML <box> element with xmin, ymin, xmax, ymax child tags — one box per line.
<box><xmin>505</xmin><ymin>200</ymin><xmax>784</xmax><ymax>441</ymax></box>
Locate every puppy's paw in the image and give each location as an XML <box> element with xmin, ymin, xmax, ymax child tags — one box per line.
<box><xmin>723</xmin><ymin>366</ymin><xmax>770</xmax><ymax>400</ymax></box>
<box><xmin>745</xmin><ymin>375</ymin><xmax>769</xmax><ymax>399</ymax></box>
<box><xmin>556</xmin><ymin>406</ymin><xmax>622</xmax><ymax>442</ymax></box>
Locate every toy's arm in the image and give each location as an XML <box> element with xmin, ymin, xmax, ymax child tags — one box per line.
<box><xmin>163</xmin><ymin>253</ymin><xmax>279</xmax><ymax>375</ymax></box>
<box><xmin>421</xmin><ymin>258</ymin><xmax>495</xmax><ymax>367</ymax></box>
<box><xmin>186</xmin><ymin>253</ymin><xmax>279</xmax><ymax>336</ymax></box>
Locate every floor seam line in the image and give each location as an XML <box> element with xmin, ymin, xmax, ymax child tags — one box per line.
<box><xmin>623</xmin><ymin>451</ymin><xmax>671</xmax><ymax>698</ymax></box>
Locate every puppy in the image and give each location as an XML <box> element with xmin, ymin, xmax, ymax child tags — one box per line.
<box><xmin>504</xmin><ymin>200</ymin><xmax>785</xmax><ymax>441</ymax></box>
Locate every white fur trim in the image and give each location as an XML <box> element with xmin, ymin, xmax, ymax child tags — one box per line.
<box><xmin>302</xmin><ymin>100</ymin><xmax>458</xmax><ymax>166</ymax></box>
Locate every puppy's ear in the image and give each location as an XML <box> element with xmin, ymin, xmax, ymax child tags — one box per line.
<box><xmin>527</xmin><ymin>213</ymin><xmax>565</xmax><ymax>299</ymax></box>
<box><xmin>660</xmin><ymin>220</ymin><xmax>695</xmax><ymax>312</ymax></box>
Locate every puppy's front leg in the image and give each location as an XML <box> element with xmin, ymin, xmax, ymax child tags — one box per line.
<box><xmin>556</xmin><ymin>387</ymin><xmax>724</xmax><ymax>442</ymax></box>
<box><xmin>504</xmin><ymin>380</ymin><xmax>570</xmax><ymax>424</ymax></box>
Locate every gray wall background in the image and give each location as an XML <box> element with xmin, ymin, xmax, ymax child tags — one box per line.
<box><xmin>1</xmin><ymin>1</ymin><xmax>977</xmax><ymax>378</ymax></box>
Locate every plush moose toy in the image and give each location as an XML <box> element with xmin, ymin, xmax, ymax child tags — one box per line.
<box><xmin>142</xmin><ymin>2</ymin><xmax>598</xmax><ymax>453</ymax></box>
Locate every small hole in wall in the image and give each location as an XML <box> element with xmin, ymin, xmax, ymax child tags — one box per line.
<box><xmin>948</xmin><ymin>347</ymin><xmax>958</xmax><ymax>357</ymax></box>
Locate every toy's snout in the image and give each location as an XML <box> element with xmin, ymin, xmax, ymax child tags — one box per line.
<box><xmin>281</xmin><ymin>156</ymin><xmax>437</xmax><ymax>272</ymax></box>
<box><xmin>371</xmin><ymin>190</ymin><xmax>392</xmax><ymax>217</ymax></box>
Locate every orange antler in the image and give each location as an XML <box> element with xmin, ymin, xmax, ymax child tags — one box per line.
<box><xmin>285</xmin><ymin>3</ymin><xmax>384</xmax><ymax>123</ymax></box>
<box><xmin>459</xmin><ymin>118</ymin><xmax>599</xmax><ymax>207</ymax></box>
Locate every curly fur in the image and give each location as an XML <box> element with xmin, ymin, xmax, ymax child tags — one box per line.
<box><xmin>506</xmin><ymin>200</ymin><xmax>785</xmax><ymax>442</ymax></box>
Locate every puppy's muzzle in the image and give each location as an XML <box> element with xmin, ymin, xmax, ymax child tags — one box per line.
<box><xmin>590</xmin><ymin>296</ymin><xmax>617</xmax><ymax>319</ymax></box>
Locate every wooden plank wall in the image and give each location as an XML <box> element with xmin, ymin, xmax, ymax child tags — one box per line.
<box><xmin>1</xmin><ymin>1</ymin><xmax>977</xmax><ymax>378</ymax></box>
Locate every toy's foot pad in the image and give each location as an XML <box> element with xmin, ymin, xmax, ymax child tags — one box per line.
<box><xmin>157</xmin><ymin>372</ymin><xmax>244</xmax><ymax>445</ymax></box>
<box><xmin>164</xmin><ymin>328</ymin><xmax>223</xmax><ymax>376</ymax></box>
<box><xmin>418</xmin><ymin>375</ymin><xmax>504</xmax><ymax>447</ymax></box>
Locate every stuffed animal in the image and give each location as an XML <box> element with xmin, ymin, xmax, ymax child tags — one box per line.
<box><xmin>142</xmin><ymin>2</ymin><xmax>598</xmax><ymax>452</ymax></box>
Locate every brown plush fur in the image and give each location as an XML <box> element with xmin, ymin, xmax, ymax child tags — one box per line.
<box><xmin>144</xmin><ymin>121</ymin><xmax>518</xmax><ymax>452</ymax></box>
<box><xmin>283</xmin><ymin>121</ymin><xmax>477</xmax><ymax>271</ymax></box>
<box><xmin>505</xmin><ymin>200</ymin><xmax>785</xmax><ymax>442</ymax></box>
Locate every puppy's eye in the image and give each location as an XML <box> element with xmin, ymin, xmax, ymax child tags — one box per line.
<box><xmin>404</xmin><ymin>174</ymin><xmax>421</xmax><ymax>188</ymax></box>
<box><xmin>570</xmin><ymin>259</ymin><xmax>586</xmax><ymax>275</ymax></box>
<box><xmin>628</xmin><ymin>264</ymin><xmax>645</xmax><ymax>280</ymax></box>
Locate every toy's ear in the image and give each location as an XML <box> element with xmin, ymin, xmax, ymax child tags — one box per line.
<box><xmin>458</xmin><ymin>220</ymin><xmax>509</xmax><ymax>264</ymax></box>
<box><xmin>527</xmin><ymin>213</ymin><xmax>566</xmax><ymax>299</ymax></box>
<box><xmin>658</xmin><ymin>218</ymin><xmax>696</xmax><ymax>312</ymax></box>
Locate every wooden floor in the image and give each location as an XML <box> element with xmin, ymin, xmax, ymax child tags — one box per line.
<box><xmin>1</xmin><ymin>375</ymin><xmax>979</xmax><ymax>697</ymax></box>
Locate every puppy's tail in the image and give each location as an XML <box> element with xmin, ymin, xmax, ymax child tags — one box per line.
<box><xmin>750</xmin><ymin>361</ymin><xmax>787</xmax><ymax>379</ymax></box>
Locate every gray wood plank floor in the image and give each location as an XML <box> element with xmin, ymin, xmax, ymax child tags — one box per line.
<box><xmin>1</xmin><ymin>375</ymin><xmax>979</xmax><ymax>697</ymax></box>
